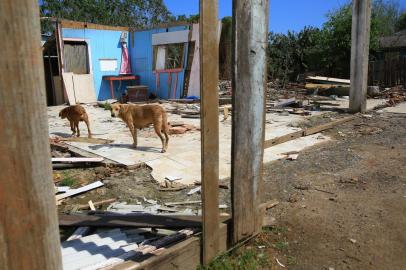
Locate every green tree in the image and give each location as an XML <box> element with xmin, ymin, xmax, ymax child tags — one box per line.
<box><xmin>268</xmin><ymin>0</ymin><xmax>403</xmax><ymax>81</ymax></box>
<box><xmin>40</xmin><ymin>0</ymin><xmax>171</xmax><ymax>33</ymax></box>
<box><xmin>396</xmin><ymin>12</ymin><xmax>406</xmax><ymax>31</ymax></box>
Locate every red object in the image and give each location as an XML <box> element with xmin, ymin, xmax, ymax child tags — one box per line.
<box><xmin>103</xmin><ymin>75</ymin><xmax>139</xmax><ymax>99</ymax></box>
<box><xmin>120</xmin><ymin>43</ymin><xmax>132</xmax><ymax>74</ymax></box>
<box><xmin>154</xmin><ymin>68</ymin><xmax>183</xmax><ymax>99</ymax></box>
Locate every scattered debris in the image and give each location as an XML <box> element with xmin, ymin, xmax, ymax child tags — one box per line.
<box><xmin>350</xmin><ymin>238</ymin><xmax>357</xmax><ymax>244</ymax></box>
<box><xmin>56</xmin><ymin>186</ymin><xmax>71</xmax><ymax>193</ymax></box>
<box><xmin>260</xmin><ymin>199</ymin><xmax>280</xmax><ymax>210</ymax></box>
<box><xmin>276</xmin><ymin>258</ymin><xmax>286</xmax><ymax>268</ymax></box>
<box><xmin>286</xmin><ymin>153</ymin><xmax>299</xmax><ymax>160</ymax></box>
<box><xmin>77</xmin><ymin>198</ymin><xmax>117</xmax><ymax>210</ymax></box>
<box><xmin>52</xmin><ymin>157</ymin><xmax>104</xmax><ymax>163</ymax></box>
<box><xmin>88</xmin><ymin>200</ymin><xmax>96</xmax><ymax>211</ymax></box>
<box><xmin>187</xmin><ymin>186</ymin><xmax>201</xmax><ymax>195</ymax></box>
<box><xmin>164</xmin><ymin>201</ymin><xmax>202</xmax><ymax>207</ymax></box>
<box><xmin>169</xmin><ymin>126</ymin><xmax>187</xmax><ymax>135</ymax></box>
<box><xmin>66</xmin><ymin>227</ymin><xmax>91</xmax><ymax>241</ymax></box>
<box><xmin>56</xmin><ymin>181</ymin><xmax>104</xmax><ymax>201</ymax></box>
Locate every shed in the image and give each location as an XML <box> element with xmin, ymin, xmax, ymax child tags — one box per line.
<box><xmin>43</xmin><ymin>20</ymin><xmax>197</xmax><ymax>105</ymax></box>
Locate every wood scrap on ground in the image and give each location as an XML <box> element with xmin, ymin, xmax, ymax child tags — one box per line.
<box><xmin>52</xmin><ymin>157</ymin><xmax>104</xmax><ymax>163</ymax></box>
<box><xmin>77</xmin><ymin>198</ymin><xmax>117</xmax><ymax>210</ymax></box>
<box><xmin>60</xmin><ymin>137</ymin><xmax>114</xmax><ymax>144</ymax></box>
<box><xmin>58</xmin><ymin>214</ymin><xmax>231</xmax><ymax>228</ymax></box>
<box><xmin>55</xmin><ymin>181</ymin><xmax>104</xmax><ymax>201</ymax></box>
<box><xmin>264</xmin><ymin>116</ymin><xmax>356</xmax><ymax>149</ymax></box>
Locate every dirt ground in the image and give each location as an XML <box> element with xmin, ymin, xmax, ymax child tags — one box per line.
<box><xmin>56</xmin><ymin>110</ymin><xmax>406</xmax><ymax>270</ymax></box>
<box><xmin>260</xmin><ymin>112</ymin><xmax>406</xmax><ymax>270</ymax></box>
<box><xmin>56</xmin><ymin>165</ymin><xmax>230</xmax><ymax>214</ymax></box>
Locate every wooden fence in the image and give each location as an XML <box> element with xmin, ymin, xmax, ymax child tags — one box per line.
<box><xmin>368</xmin><ymin>58</ymin><xmax>406</xmax><ymax>87</ymax></box>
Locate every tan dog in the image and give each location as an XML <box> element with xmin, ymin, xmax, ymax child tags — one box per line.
<box><xmin>110</xmin><ymin>103</ymin><xmax>169</xmax><ymax>153</ymax></box>
<box><xmin>59</xmin><ymin>105</ymin><xmax>92</xmax><ymax>138</ymax></box>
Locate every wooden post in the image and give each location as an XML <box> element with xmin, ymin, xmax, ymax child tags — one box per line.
<box><xmin>231</xmin><ymin>0</ymin><xmax>269</xmax><ymax>243</ymax></box>
<box><xmin>0</xmin><ymin>1</ymin><xmax>62</xmax><ymax>269</ymax></box>
<box><xmin>349</xmin><ymin>0</ymin><xmax>372</xmax><ymax>113</ymax></box>
<box><xmin>200</xmin><ymin>0</ymin><xmax>220</xmax><ymax>264</ymax></box>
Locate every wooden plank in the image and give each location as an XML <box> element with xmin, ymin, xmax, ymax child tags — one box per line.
<box><xmin>77</xmin><ymin>198</ymin><xmax>117</xmax><ymax>210</ymax></box>
<box><xmin>305</xmin><ymin>83</ymin><xmax>347</xmax><ymax>90</ymax></box>
<box><xmin>0</xmin><ymin>0</ymin><xmax>62</xmax><ymax>269</ymax></box>
<box><xmin>263</xmin><ymin>116</ymin><xmax>356</xmax><ymax>149</ymax></box>
<box><xmin>55</xmin><ymin>181</ymin><xmax>104</xmax><ymax>201</ymax></box>
<box><xmin>52</xmin><ymin>157</ymin><xmax>104</xmax><ymax>163</ymax></box>
<box><xmin>306</xmin><ymin>76</ymin><xmax>350</xmax><ymax>84</ymax></box>
<box><xmin>259</xmin><ymin>200</ymin><xmax>280</xmax><ymax>211</ymax></box>
<box><xmin>232</xmin><ymin>0</ymin><xmax>269</xmax><ymax>244</ymax></box>
<box><xmin>350</xmin><ymin>0</ymin><xmax>372</xmax><ymax>113</ymax></box>
<box><xmin>60</xmin><ymin>19</ymin><xmax>129</xmax><ymax>31</ymax></box>
<box><xmin>59</xmin><ymin>214</ymin><xmax>231</xmax><ymax>228</ymax></box>
<box><xmin>303</xmin><ymin>116</ymin><xmax>355</xmax><ymax>136</ymax></box>
<box><xmin>263</xmin><ymin>130</ymin><xmax>303</xmax><ymax>149</ymax></box>
<box><xmin>200</xmin><ymin>0</ymin><xmax>221</xmax><ymax>264</ymax></box>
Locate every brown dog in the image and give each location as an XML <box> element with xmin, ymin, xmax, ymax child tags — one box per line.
<box><xmin>110</xmin><ymin>103</ymin><xmax>169</xmax><ymax>153</ymax></box>
<box><xmin>59</xmin><ymin>105</ymin><xmax>92</xmax><ymax>138</ymax></box>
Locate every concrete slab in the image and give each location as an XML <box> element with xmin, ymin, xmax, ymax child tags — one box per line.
<box><xmin>378</xmin><ymin>102</ymin><xmax>406</xmax><ymax>114</ymax></box>
<box><xmin>316</xmin><ymin>98</ymin><xmax>386</xmax><ymax>111</ymax></box>
<box><xmin>48</xmin><ymin>104</ymin><xmax>330</xmax><ymax>185</ymax></box>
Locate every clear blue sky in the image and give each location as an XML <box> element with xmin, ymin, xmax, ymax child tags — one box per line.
<box><xmin>163</xmin><ymin>0</ymin><xmax>406</xmax><ymax>33</ymax></box>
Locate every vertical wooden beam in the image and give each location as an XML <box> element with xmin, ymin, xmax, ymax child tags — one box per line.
<box><xmin>349</xmin><ymin>0</ymin><xmax>372</xmax><ymax>113</ymax></box>
<box><xmin>231</xmin><ymin>0</ymin><xmax>269</xmax><ymax>243</ymax></box>
<box><xmin>200</xmin><ymin>0</ymin><xmax>220</xmax><ymax>264</ymax></box>
<box><xmin>0</xmin><ymin>1</ymin><xmax>62</xmax><ymax>269</ymax></box>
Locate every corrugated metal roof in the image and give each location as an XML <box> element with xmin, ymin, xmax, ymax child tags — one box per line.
<box><xmin>61</xmin><ymin>229</ymin><xmax>144</xmax><ymax>270</ymax></box>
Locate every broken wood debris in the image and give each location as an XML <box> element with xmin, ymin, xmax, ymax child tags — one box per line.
<box><xmin>55</xmin><ymin>181</ymin><xmax>104</xmax><ymax>201</ymax></box>
<box><xmin>88</xmin><ymin>200</ymin><xmax>96</xmax><ymax>211</ymax></box>
<box><xmin>77</xmin><ymin>198</ymin><xmax>117</xmax><ymax>210</ymax></box>
<box><xmin>264</xmin><ymin>116</ymin><xmax>356</xmax><ymax>149</ymax></box>
<box><xmin>259</xmin><ymin>199</ymin><xmax>280</xmax><ymax>211</ymax></box>
<box><xmin>59</xmin><ymin>214</ymin><xmax>231</xmax><ymax>228</ymax></box>
<box><xmin>52</xmin><ymin>157</ymin><xmax>104</xmax><ymax>163</ymax></box>
<box><xmin>187</xmin><ymin>186</ymin><xmax>201</xmax><ymax>195</ymax></box>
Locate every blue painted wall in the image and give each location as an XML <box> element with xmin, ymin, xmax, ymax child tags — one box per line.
<box><xmin>62</xmin><ymin>28</ymin><xmax>128</xmax><ymax>101</ymax></box>
<box><xmin>62</xmin><ymin>26</ymin><xmax>190</xmax><ymax>101</ymax></box>
<box><xmin>129</xmin><ymin>26</ymin><xmax>189</xmax><ymax>99</ymax></box>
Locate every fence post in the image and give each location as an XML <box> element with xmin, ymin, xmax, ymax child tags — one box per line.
<box><xmin>349</xmin><ymin>0</ymin><xmax>372</xmax><ymax>113</ymax></box>
<box><xmin>200</xmin><ymin>0</ymin><xmax>220</xmax><ymax>264</ymax></box>
<box><xmin>0</xmin><ymin>0</ymin><xmax>62</xmax><ymax>269</ymax></box>
<box><xmin>231</xmin><ymin>0</ymin><xmax>269</xmax><ymax>243</ymax></box>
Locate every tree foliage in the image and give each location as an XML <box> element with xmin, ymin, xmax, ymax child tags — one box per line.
<box><xmin>268</xmin><ymin>0</ymin><xmax>404</xmax><ymax>81</ymax></box>
<box><xmin>40</xmin><ymin>0</ymin><xmax>171</xmax><ymax>33</ymax></box>
<box><xmin>396</xmin><ymin>12</ymin><xmax>406</xmax><ymax>31</ymax></box>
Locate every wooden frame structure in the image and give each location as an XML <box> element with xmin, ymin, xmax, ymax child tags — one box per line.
<box><xmin>1</xmin><ymin>0</ymin><xmax>371</xmax><ymax>269</ymax></box>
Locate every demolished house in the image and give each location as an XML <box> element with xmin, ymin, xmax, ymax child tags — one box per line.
<box><xmin>42</xmin><ymin>19</ymin><xmax>219</xmax><ymax>106</ymax></box>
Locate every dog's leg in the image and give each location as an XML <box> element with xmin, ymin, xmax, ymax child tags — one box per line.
<box><xmin>154</xmin><ymin>124</ymin><xmax>166</xmax><ymax>153</ymax></box>
<box><xmin>75</xmin><ymin>121</ymin><xmax>80</xmax><ymax>137</ymax></box>
<box><xmin>70</xmin><ymin>121</ymin><xmax>76</xmax><ymax>136</ymax></box>
<box><xmin>83</xmin><ymin>115</ymin><xmax>92</xmax><ymax>138</ymax></box>
<box><xmin>163</xmin><ymin>129</ymin><xmax>169</xmax><ymax>152</ymax></box>
<box><xmin>128</xmin><ymin>123</ymin><xmax>137</xmax><ymax>148</ymax></box>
